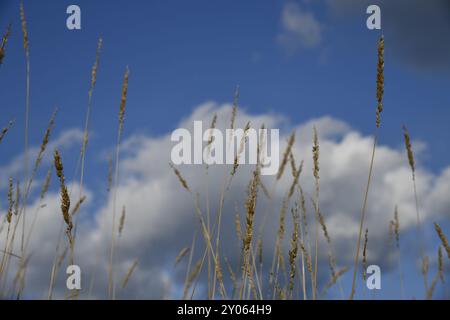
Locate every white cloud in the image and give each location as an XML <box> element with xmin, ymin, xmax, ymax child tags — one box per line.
<box><xmin>277</xmin><ymin>2</ymin><xmax>322</xmax><ymax>53</ymax></box>
<box><xmin>1</xmin><ymin>102</ymin><xmax>449</xmax><ymax>299</ymax></box>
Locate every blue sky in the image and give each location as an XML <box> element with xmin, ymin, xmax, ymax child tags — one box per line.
<box><xmin>1</xmin><ymin>0</ymin><xmax>449</xmax><ymax>171</ymax></box>
<box><xmin>0</xmin><ymin>0</ymin><xmax>450</xmax><ymax>300</ymax></box>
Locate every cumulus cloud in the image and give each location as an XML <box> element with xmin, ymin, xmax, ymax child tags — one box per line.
<box><xmin>277</xmin><ymin>2</ymin><xmax>323</xmax><ymax>53</ymax></box>
<box><xmin>1</xmin><ymin>102</ymin><xmax>450</xmax><ymax>299</ymax></box>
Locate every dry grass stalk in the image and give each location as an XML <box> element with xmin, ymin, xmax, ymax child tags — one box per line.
<box><xmin>121</xmin><ymin>259</ymin><xmax>138</xmax><ymax>289</ymax></box>
<box><xmin>276</xmin><ymin>132</ymin><xmax>295</xmax><ymax>181</ymax></box>
<box><xmin>317</xmin><ymin>207</ymin><xmax>339</xmax><ymax>293</ymax></box>
<box><xmin>312</xmin><ymin>126</ymin><xmax>320</xmax><ymax>300</ymax></box>
<box><xmin>56</xmin><ymin>246</ymin><xmax>68</xmax><ymax>269</ymax></box>
<box><xmin>25</xmin><ymin>108</ymin><xmax>57</xmax><ymax>198</ymax></box>
<box><xmin>174</xmin><ymin>247</ymin><xmax>190</xmax><ymax>267</ymax></box>
<box><xmin>259</xmin><ymin>180</ymin><xmax>271</xmax><ymax>199</ymax></box>
<box><xmin>18</xmin><ymin>108</ymin><xmax>57</xmax><ymax>254</ymax></box>
<box><xmin>80</xmin><ymin>38</ymin><xmax>103</xmax><ymax>198</ymax></box>
<box><xmin>70</xmin><ymin>196</ymin><xmax>86</xmax><ymax>217</ymax></box>
<box><xmin>191</xmin><ymin>194</ymin><xmax>228</xmax><ymax>299</ymax></box>
<box><xmin>288</xmin><ymin>160</ymin><xmax>303</xmax><ymax>199</ymax></box>
<box><xmin>0</xmin><ymin>23</ymin><xmax>12</xmax><ymax>66</ymax></box>
<box><xmin>269</xmin><ymin>196</ymin><xmax>288</xmax><ymax>297</ymax></box>
<box><xmin>289</xmin><ymin>152</ymin><xmax>296</xmax><ymax>177</ymax></box>
<box><xmin>109</xmin><ymin>66</ymin><xmax>130</xmax><ymax>299</ymax></box>
<box><xmin>0</xmin><ymin>120</ymin><xmax>14</xmax><ymax>144</ymax></box>
<box><xmin>434</xmin><ymin>223</ymin><xmax>450</xmax><ymax>258</ymax></box>
<box><xmin>224</xmin><ymin>256</ymin><xmax>238</xmax><ymax>296</ymax></box>
<box><xmin>320</xmin><ymin>266</ymin><xmax>350</xmax><ymax>298</ymax></box>
<box><xmin>183</xmin><ymin>258</ymin><xmax>202</xmax><ymax>299</ymax></box>
<box><xmin>240</xmin><ymin>169</ymin><xmax>260</xmax><ymax>299</ymax></box>
<box><xmin>392</xmin><ymin>206</ymin><xmax>405</xmax><ymax>298</ymax></box>
<box><xmin>242</xmin><ymin>169</ymin><xmax>260</xmax><ymax>257</ymax></box>
<box><xmin>40</xmin><ymin>169</ymin><xmax>52</xmax><ymax>200</ymax></box>
<box><xmin>20</xmin><ymin>0</ymin><xmax>31</xmax><ymax>259</ymax></box>
<box><xmin>403</xmin><ymin>125</ymin><xmax>426</xmax><ymax>293</ymax></box>
<box><xmin>0</xmin><ymin>178</ymin><xmax>14</xmax><ymax>280</ymax></box>
<box><xmin>426</xmin><ymin>274</ymin><xmax>439</xmax><ymax>300</ymax></box>
<box><xmin>107</xmin><ymin>154</ymin><xmax>113</xmax><ymax>192</ymax></box>
<box><xmin>350</xmin><ymin>35</ymin><xmax>385</xmax><ymax>300</ymax></box>
<box><xmin>235</xmin><ymin>213</ymin><xmax>242</xmax><ymax>242</ymax></box>
<box><xmin>422</xmin><ymin>255</ymin><xmax>429</xmax><ymax>292</ymax></box>
<box><xmin>394</xmin><ymin>206</ymin><xmax>400</xmax><ymax>248</ymax></box>
<box><xmin>300</xmin><ymin>242</ymin><xmax>312</xmax><ymax>274</ymax></box>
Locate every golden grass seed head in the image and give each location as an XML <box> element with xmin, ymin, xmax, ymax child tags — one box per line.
<box><xmin>243</xmin><ymin>169</ymin><xmax>260</xmax><ymax>254</ymax></box>
<box><xmin>394</xmin><ymin>206</ymin><xmax>400</xmax><ymax>248</ymax></box>
<box><xmin>438</xmin><ymin>246</ymin><xmax>444</xmax><ymax>283</ymax></box>
<box><xmin>54</xmin><ymin>150</ymin><xmax>72</xmax><ymax>237</ymax></box>
<box><xmin>169</xmin><ymin>162</ymin><xmax>190</xmax><ymax>192</ymax></box>
<box><xmin>312</xmin><ymin>126</ymin><xmax>319</xmax><ymax>180</ymax></box>
<box><xmin>318</xmin><ymin>209</ymin><xmax>330</xmax><ymax>245</ymax></box>
<box><xmin>0</xmin><ymin>120</ymin><xmax>14</xmax><ymax>143</ymax></box>
<box><xmin>277</xmin><ymin>131</ymin><xmax>295</xmax><ymax>181</ymax></box>
<box><xmin>121</xmin><ymin>259</ymin><xmax>139</xmax><ymax>289</ymax></box>
<box><xmin>434</xmin><ymin>222</ymin><xmax>450</xmax><ymax>258</ymax></box>
<box><xmin>174</xmin><ymin>247</ymin><xmax>190</xmax><ymax>267</ymax></box>
<box><xmin>119</xmin><ymin>66</ymin><xmax>130</xmax><ymax>133</ymax></box>
<box><xmin>7</xmin><ymin>177</ymin><xmax>13</xmax><ymax>223</ymax></box>
<box><xmin>0</xmin><ymin>23</ymin><xmax>12</xmax><ymax>65</ymax></box>
<box><xmin>300</xmin><ymin>242</ymin><xmax>313</xmax><ymax>273</ymax></box>
<box><xmin>14</xmin><ymin>179</ymin><xmax>20</xmax><ymax>216</ymax></box>
<box><xmin>235</xmin><ymin>213</ymin><xmax>242</xmax><ymax>241</ymax></box>
<box><xmin>230</xmin><ymin>85</ymin><xmax>239</xmax><ymax>130</ymax></box>
<box><xmin>40</xmin><ymin>168</ymin><xmax>52</xmax><ymax>200</ymax></box>
<box><xmin>90</xmin><ymin>37</ymin><xmax>103</xmax><ymax>92</ymax></box>
<box><xmin>402</xmin><ymin>125</ymin><xmax>415</xmax><ymax>174</ymax></box>
<box><xmin>288</xmin><ymin>207</ymin><xmax>299</xmax><ymax>293</ymax></box>
<box><xmin>231</xmin><ymin>121</ymin><xmax>251</xmax><ymax>176</ymax></box>
<box><xmin>376</xmin><ymin>35</ymin><xmax>384</xmax><ymax>128</ymax></box>
<box><xmin>118</xmin><ymin>205</ymin><xmax>126</xmax><ymax>236</ymax></box>
<box><xmin>362</xmin><ymin>228</ymin><xmax>368</xmax><ymax>280</ymax></box>
<box><xmin>20</xmin><ymin>1</ymin><xmax>29</xmax><ymax>57</ymax></box>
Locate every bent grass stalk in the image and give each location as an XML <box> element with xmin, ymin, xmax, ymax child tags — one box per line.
<box><xmin>20</xmin><ymin>0</ymin><xmax>31</xmax><ymax>257</ymax></box>
<box><xmin>403</xmin><ymin>125</ymin><xmax>428</xmax><ymax>294</ymax></box>
<box><xmin>350</xmin><ymin>35</ymin><xmax>384</xmax><ymax>300</ymax></box>
<box><xmin>312</xmin><ymin>126</ymin><xmax>320</xmax><ymax>300</ymax></box>
<box><xmin>109</xmin><ymin>66</ymin><xmax>129</xmax><ymax>300</ymax></box>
